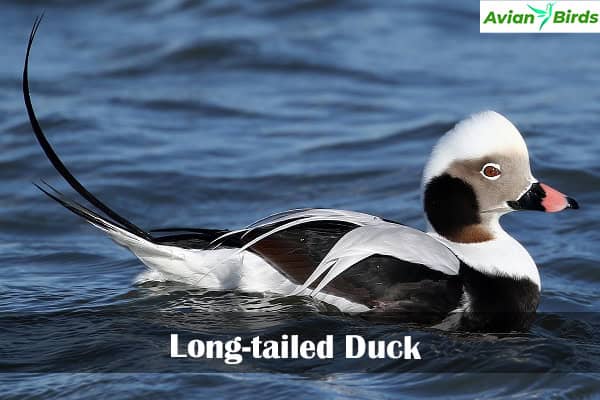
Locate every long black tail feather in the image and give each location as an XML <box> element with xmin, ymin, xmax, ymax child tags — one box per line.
<box><xmin>34</xmin><ymin>181</ymin><xmax>123</xmax><ymax>234</ymax></box>
<box><xmin>23</xmin><ymin>16</ymin><xmax>151</xmax><ymax>240</ymax></box>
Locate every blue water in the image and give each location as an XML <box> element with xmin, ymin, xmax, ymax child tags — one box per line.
<box><xmin>1</xmin><ymin>0</ymin><xmax>600</xmax><ymax>398</ymax></box>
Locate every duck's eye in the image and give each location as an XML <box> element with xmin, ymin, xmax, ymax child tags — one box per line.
<box><xmin>481</xmin><ymin>163</ymin><xmax>501</xmax><ymax>180</ymax></box>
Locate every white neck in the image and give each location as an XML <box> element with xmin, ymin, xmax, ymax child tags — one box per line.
<box><xmin>427</xmin><ymin>219</ymin><xmax>541</xmax><ymax>289</ymax></box>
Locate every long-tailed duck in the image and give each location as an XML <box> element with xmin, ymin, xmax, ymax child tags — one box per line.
<box><xmin>22</xmin><ymin>18</ymin><xmax>578</xmax><ymax>331</ymax></box>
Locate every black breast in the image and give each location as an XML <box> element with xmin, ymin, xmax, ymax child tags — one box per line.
<box><xmin>457</xmin><ymin>263</ymin><xmax>540</xmax><ymax>332</ymax></box>
<box><xmin>328</xmin><ymin>255</ymin><xmax>463</xmax><ymax>323</ymax></box>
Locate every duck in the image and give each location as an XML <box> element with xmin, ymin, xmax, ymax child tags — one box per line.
<box><xmin>22</xmin><ymin>18</ymin><xmax>579</xmax><ymax>331</ymax></box>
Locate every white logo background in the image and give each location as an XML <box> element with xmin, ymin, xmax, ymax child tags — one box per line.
<box><xmin>481</xmin><ymin>1</ymin><xmax>600</xmax><ymax>33</ymax></box>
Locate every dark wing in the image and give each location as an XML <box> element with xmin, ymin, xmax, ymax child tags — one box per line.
<box><xmin>246</xmin><ymin>220</ymin><xmax>463</xmax><ymax>314</ymax></box>
<box><xmin>244</xmin><ymin>220</ymin><xmax>357</xmax><ymax>285</ymax></box>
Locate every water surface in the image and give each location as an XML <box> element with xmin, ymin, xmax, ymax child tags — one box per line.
<box><xmin>1</xmin><ymin>0</ymin><xmax>599</xmax><ymax>398</ymax></box>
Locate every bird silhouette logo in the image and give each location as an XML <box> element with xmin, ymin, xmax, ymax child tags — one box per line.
<box><xmin>528</xmin><ymin>2</ymin><xmax>556</xmax><ymax>31</ymax></box>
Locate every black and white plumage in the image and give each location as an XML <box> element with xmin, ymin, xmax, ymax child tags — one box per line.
<box><xmin>22</xmin><ymin>18</ymin><xmax>579</xmax><ymax>331</ymax></box>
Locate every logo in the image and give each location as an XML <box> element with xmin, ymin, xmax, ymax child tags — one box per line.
<box><xmin>528</xmin><ymin>2</ymin><xmax>555</xmax><ymax>31</ymax></box>
<box><xmin>481</xmin><ymin>1</ymin><xmax>600</xmax><ymax>33</ymax></box>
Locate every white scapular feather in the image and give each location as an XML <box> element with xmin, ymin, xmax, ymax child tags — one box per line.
<box><xmin>211</xmin><ymin>208</ymin><xmax>383</xmax><ymax>253</ymax></box>
<box><xmin>246</xmin><ymin>208</ymin><xmax>381</xmax><ymax>231</ymax></box>
<box><xmin>290</xmin><ymin>222</ymin><xmax>460</xmax><ymax>296</ymax></box>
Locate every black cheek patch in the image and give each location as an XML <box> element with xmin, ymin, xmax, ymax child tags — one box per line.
<box><xmin>424</xmin><ymin>174</ymin><xmax>481</xmax><ymax>237</ymax></box>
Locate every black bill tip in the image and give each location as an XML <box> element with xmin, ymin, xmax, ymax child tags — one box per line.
<box><xmin>566</xmin><ymin>197</ymin><xmax>579</xmax><ymax>210</ymax></box>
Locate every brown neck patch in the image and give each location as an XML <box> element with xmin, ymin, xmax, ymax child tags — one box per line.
<box><xmin>445</xmin><ymin>224</ymin><xmax>494</xmax><ymax>243</ymax></box>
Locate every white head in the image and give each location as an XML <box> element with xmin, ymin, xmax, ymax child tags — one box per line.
<box><xmin>422</xmin><ymin>111</ymin><xmax>578</xmax><ymax>244</ymax></box>
<box><xmin>423</xmin><ymin>111</ymin><xmax>532</xmax><ymax>187</ymax></box>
